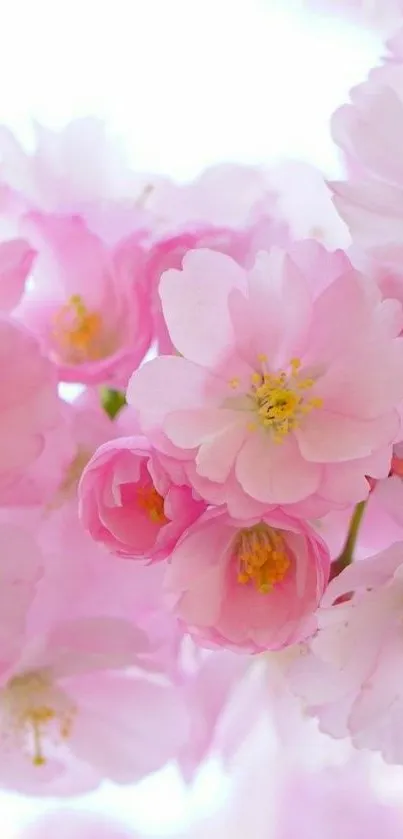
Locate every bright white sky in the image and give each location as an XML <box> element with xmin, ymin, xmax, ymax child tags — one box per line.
<box><xmin>0</xmin><ymin>0</ymin><xmax>385</xmax><ymax>836</ymax></box>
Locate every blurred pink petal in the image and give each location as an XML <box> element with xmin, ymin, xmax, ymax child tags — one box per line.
<box><xmin>21</xmin><ymin>810</ymin><xmax>135</xmax><ymax>839</ymax></box>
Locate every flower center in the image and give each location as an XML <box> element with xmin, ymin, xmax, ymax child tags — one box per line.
<box><xmin>235</xmin><ymin>524</ymin><xmax>291</xmax><ymax>594</ymax></box>
<box><xmin>2</xmin><ymin>671</ymin><xmax>75</xmax><ymax>766</ymax></box>
<box><xmin>249</xmin><ymin>357</ymin><xmax>322</xmax><ymax>442</ymax></box>
<box><xmin>137</xmin><ymin>486</ymin><xmax>167</xmax><ymax>524</ymax></box>
<box><xmin>52</xmin><ymin>294</ymin><xmax>109</xmax><ymax>363</ymax></box>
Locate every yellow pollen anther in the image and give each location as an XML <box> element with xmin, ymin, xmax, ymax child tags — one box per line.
<box><xmin>235</xmin><ymin>524</ymin><xmax>290</xmax><ymax>593</ymax></box>
<box><xmin>251</xmin><ymin>372</ymin><xmax>262</xmax><ymax>385</ymax></box>
<box><xmin>229</xmin><ymin>377</ymin><xmax>240</xmax><ymax>389</ymax></box>
<box><xmin>137</xmin><ymin>486</ymin><xmax>168</xmax><ymax>524</ymax></box>
<box><xmin>52</xmin><ymin>294</ymin><xmax>107</xmax><ymax>363</ymax></box>
<box><xmin>258</xmin><ymin>353</ymin><xmax>268</xmax><ymax>363</ymax></box>
<box><xmin>249</xmin><ymin>357</ymin><xmax>322</xmax><ymax>441</ymax></box>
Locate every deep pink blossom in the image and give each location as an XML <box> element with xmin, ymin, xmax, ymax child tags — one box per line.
<box><xmin>79</xmin><ymin>436</ymin><xmax>205</xmax><ymax>561</ymax></box>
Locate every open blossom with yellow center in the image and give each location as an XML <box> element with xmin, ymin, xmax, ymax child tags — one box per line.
<box><xmin>1</xmin><ymin>670</ymin><xmax>76</xmax><ymax>766</ymax></box>
<box><xmin>248</xmin><ymin>357</ymin><xmax>323</xmax><ymax>442</ymax></box>
<box><xmin>235</xmin><ymin>524</ymin><xmax>291</xmax><ymax>594</ymax></box>
<box><xmin>52</xmin><ymin>294</ymin><xmax>112</xmax><ymax>364</ymax></box>
<box><xmin>137</xmin><ymin>485</ymin><xmax>168</xmax><ymax>524</ymax></box>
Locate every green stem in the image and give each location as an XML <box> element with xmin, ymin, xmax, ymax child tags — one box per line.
<box><xmin>330</xmin><ymin>500</ymin><xmax>367</xmax><ymax>579</ymax></box>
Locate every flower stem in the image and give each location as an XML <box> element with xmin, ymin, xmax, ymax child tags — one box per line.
<box><xmin>330</xmin><ymin>500</ymin><xmax>367</xmax><ymax>579</ymax></box>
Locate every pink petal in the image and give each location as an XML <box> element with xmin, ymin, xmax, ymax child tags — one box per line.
<box><xmin>160</xmin><ymin>248</ymin><xmax>245</xmax><ymax>365</ymax></box>
<box><xmin>296</xmin><ymin>410</ymin><xmax>399</xmax><ymax>462</ymax></box>
<box><xmin>127</xmin><ymin>356</ymin><xmax>223</xmax><ymax>431</ymax></box>
<box><xmin>235</xmin><ymin>432</ymin><xmax>322</xmax><ymax>503</ymax></box>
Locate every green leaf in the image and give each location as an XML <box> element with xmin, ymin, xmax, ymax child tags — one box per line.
<box><xmin>100</xmin><ymin>388</ymin><xmax>127</xmax><ymax>420</ymax></box>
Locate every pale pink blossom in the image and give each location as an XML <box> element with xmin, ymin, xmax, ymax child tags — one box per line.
<box><xmin>128</xmin><ymin>245</ymin><xmax>403</xmax><ymax>512</ymax></box>
<box><xmin>146</xmin><ymin>163</ymin><xmax>288</xmax><ymax>352</ymax></box>
<box><xmin>288</xmin><ymin>542</ymin><xmax>403</xmax><ymax>764</ymax></box>
<box><xmin>331</xmin><ymin>72</ymin><xmax>403</xmax><ymax>268</ymax></box>
<box><xmin>186</xmin><ymin>715</ymin><xmax>398</xmax><ymax>839</ymax></box>
<box><xmin>166</xmin><ymin>507</ymin><xmax>330</xmax><ymax>653</ymax></box>
<box><xmin>21</xmin><ymin>810</ymin><xmax>135</xmax><ymax>839</ymax></box>
<box><xmin>265</xmin><ymin>161</ymin><xmax>350</xmax><ymax>250</ymax></box>
<box><xmin>0</xmin><ymin>615</ymin><xmax>188</xmax><ymax>794</ymax></box>
<box><xmin>148</xmin><ymin>225</ymin><xmax>285</xmax><ymax>354</ymax></box>
<box><xmin>148</xmin><ymin>163</ymin><xmax>279</xmax><ymax>233</ymax></box>
<box><xmin>276</xmin><ymin>763</ymin><xmax>403</xmax><ymax>839</ymax></box>
<box><xmin>15</xmin><ymin>214</ymin><xmax>152</xmax><ymax>386</ymax></box>
<box><xmin>0</xmin><ymin>118</ymin><xmax>159</xmax><ymax>242</ymax></box>
<box><xmin>0</xmin><ymin>316</ymin><xmax>71</xmax><ymax>504</ymax></box>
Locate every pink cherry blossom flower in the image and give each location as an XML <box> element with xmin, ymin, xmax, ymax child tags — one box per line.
<box><xmin>147</xmin><ymin>224</ymin><xmax>285</xmax><ymax>354</ymax></box>
<box><xmin>128</xmin><ymin>245</ymin><xmax>403</xmax><ymax>511</ymax></box>
<box><xmin>331</xmin><ymin>73</ymin><xmax>403</xmax><ymax>267</ymax></box>
<box><xmin>0</xmin><ymin>118</ymin><xmax>159</xmax><ymax>242</ymax></box>
<box><xmin>79</xmin><ymin>435</ymin><xmax>205</xmax><ymax>561</ymax></box>
<box><xmin>0</xmin><ymin>615</ymin><xmax>188</xmax><ymax>794</ymax></box>
<box><xmin>287</xmin><ymin>542</ymin><xmax>403</xmax><ymax>764</ymax></box>
<box><xmin>21</xmin><ymin>810</ymin><xmax>135</xmax><ymax>839</ymax></box>
<box><xmin>166</xmin><ymin>507</ymin><xmax>330</xmax><ymax>653</ymax></box>
<box><xmin>146</xmin><ymin>163</ymin><xmax>288</xmax><ymax>353</ymax></box>
<box><xmin>148</xmin><ymin>163</ymin><xmax>278</xmax><ymax>233</ymax></box>
<box><xmin>265</xmin><ymin>161</ymin><xmax>351</xmax><ymax>250</ymax></box>
<box><xmin>0</xmin><ymin>316</ymin><xmax>70</xmax><ymax>504</ymax></box>
<box><xmin>15</xmin><ymin>214</ymin><xmax>152</xmax><ymax>386</ymax></box>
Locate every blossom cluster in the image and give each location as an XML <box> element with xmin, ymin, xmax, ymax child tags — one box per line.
<box><xmin>5</xmin><ymin>7</ymin><xmax>403</xmax><ymax>835</ymax></box>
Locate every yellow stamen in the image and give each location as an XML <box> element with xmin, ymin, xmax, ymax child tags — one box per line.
<box><xmin>137</xmin><ymin>486</ymin><xmax>168</xmax><ymax>524</ymax></box>
<box><xmin>229</xmin><ymin>377</ymin><xmax>240</xmax><ymax>389</ymax></box>
<box><xmin>249</xmin><ymin>357</ymin><xmax>322</xmax><ymax>441</ymax></box>
<box><xmin>52</xmin><ymin>294</ymin><xmax>107</xmax><ymax>363</ymax></box>
<box><xmin>235</xmin><ymin>524</ymin><xmax>291</xmax><ymax>593</ymax></box>
<box><xmin>3</xmin><ymin>671</ymin><xmax>75</xmax><ymax>767</ymax></box>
